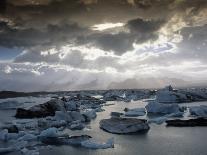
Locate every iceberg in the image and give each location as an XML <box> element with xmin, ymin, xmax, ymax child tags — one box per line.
<box><xmin>124</xmin><ymin>108</ymin><xmax>146</xmax><ymax>117</ymax></box>
<box><xmin>100</xmin><ymin>117</ymin><xmax>149</xmax><ymax>134</ymax></box>
<box><xmin>189</xmin><ymin>105</ymin><xmax>207</xmax><ymax>117</ymax></box>
<box><xmin>65</xmin><ymin>101</ymin><xmax>78</xmax><ymax>111</ymax></box>
<box><xmin>145</xmin><ymin>101</ymin><xmax>181</xmax><ymax>114</ymax></box>
<box><xmin>54</xmin><ymin>111</ymin><xmax>72</xmax><ymax>122</ymax></box>
<box><xmin>156</xmin><ymin>85</ymin><xmax>188</xmax><ymax>103</ymax></box>
<box><xmin>41</xmin><ymin>135</ymin><xmax>91</xmax><ymax>146</ymax></box>
<box><xmin>17</xmin><ymin>133</ymin><xmax>37</xmax><ymax>141</ymax></box>
<box><xmin>148</xmin><ymin>112</ymin><xmax>184</xmax><ymax>125</ymax></box>
<box><xmin>69</xmin><ymin>121</ymin><xmax>85</xmax><ymax>130</ymax></box>
<box><xmin>82</xmin><ymin>109</ymin><xmax>97</xmax><ymax>122</ymax></box>
<box><xmin>81</xmin><ymin>138</ymin><xmax>114</xmax><ymax>149</ymax></box>
<box><xmin>21</xmin><ymin>148</ymin><xmax>39</xmax><ymax>155</ymax></box>
<box><xmin>39</xmin><ymin>127</ymin><xmax>58</xmax><ymax>139</ymax></box>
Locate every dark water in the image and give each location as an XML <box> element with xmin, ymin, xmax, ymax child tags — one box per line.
<box><xmin>1</xmin><ymin>100</ymin><xmax>207</xmax><ymax>155</ymax></box>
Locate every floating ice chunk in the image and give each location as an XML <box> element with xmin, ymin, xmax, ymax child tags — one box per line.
<box><xmin>100</xmin><ymin>118</ymin><xmax>149</xmax><ymax>134</ymax></box>
<box><xmin>81</xmin><ymin>138</ymin><xmax>114</xmax><ymax>149</ymax></box>
<box><xmin>0</xmin><ymin>129</ymin><xmax>8</xmax><ymax>141</ymax></box>
<box><xmin>13</xmin><ymin>140</ymin><xmax>28</xmax><ymax>150</ymax></box>
<box><xmin>65</xmin><ymin>101</ymin><xmax>78</xmax><ymax>111</ymax></box>
<box><xmin>146</xmin><ymin>101</ymin><xmax>181</xmax><ymax>114</ymax></box>
<box><xmin>70</xmin><ymin>121</ymin><xmax>85</xmax><ymax>130</ymax></box>
<box><xmin>148</xmin><ymin>112</ymin><xmax>184</xmax><ymax>125</ymax></box>
<box><xmin>18</xmin><ymin>133</ymin><xmax>37</xmax><ymax>141</ymax></box>
<box><xmin>156</xmin><ymin>86</ymin><xmax>188</xmax><ymax>103</ymax></box>
<box><xmin>189</xmin><ymin>105</ymin><xmax>207</xmax><ymax>117</ymax></box>
<box><xmin>54</xmin><ymin>111</ymin><xmax>72</xmax><ymax>122</ymax></box>
<box><xmin>68</xmin><ymin>111</ymin><xmax>85</xmax><ymax>122</ymax></box>
<box><xmin>39</xmin><ymin>127</ymin><xmax>58</xmax><ymax>139</ymax></box>
<box><xmin>124</xmin><ymin>108</ymin><xmax>146</xmax><ymax>117</ymax></box>
<box><xmin>148</xmin><ymin>117</ymin><xmax>168</xmax><ymax>125</ymax></box>
<box><xmin>0</xmin><ymin>140</ymin><xmax>28</xmax><ymax>153</ymax></box>
<box><xmin>21</xmin><ymin>147</ymin><xmax>39</xmax><ymax>155</ymax></box>
<box><xmin>82</xmin><ymin>110</ymin><xmax>97</xmax><ymax>122</ymax></box>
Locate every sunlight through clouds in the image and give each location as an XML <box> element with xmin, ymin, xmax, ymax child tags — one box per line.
<box><xmin>91</xmin><ymin>23</ymin><xmax>125</xmax><ymax>31</ymax></box>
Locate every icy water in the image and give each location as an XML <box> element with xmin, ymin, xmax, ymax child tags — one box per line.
<box><xmin>0</xmin><ymin>99</ymin><xmax>207</xmax><ymax>155</ymax></box>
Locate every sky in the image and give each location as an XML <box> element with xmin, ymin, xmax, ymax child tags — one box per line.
<box><xmin>0</xmin><ymin>0</ymin><xmax>207</xmax><ymax>91</ymax></box>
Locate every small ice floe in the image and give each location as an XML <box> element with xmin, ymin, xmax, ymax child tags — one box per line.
<box><xmin>148</xmin><ymin>117</ymin><xmax>168</xmax><ymax>125</ymax></box>
<box><xmin>69</xmin><ymin>120</ymin><xmax>85</xmax><ymax>130</ymax></box>
<box><xmin>189</xmin><ymin>105</ymin><xmax>207</xmax><ymax>117</ymax></box>
<box><xmin>0</xmin><ymin>129</ymin><xmax>25</xmax><ymax>141</ymax></box>
<box><xmin>39</xmin><ymin>127</ymin><xmax>59</xmax><ymax>139</ymax></box>
<box><xmin>148</xmin><ymin>112</ymin><xmax>184</xmax><ymax>125</ymax></box>
<box><xmin>81</xmin><ymin>138</ymin><xmax>114</xmax><ymax>149</ymax></box>
<box><xmin>65</xmin><ymin>101</ymin><xmax>78</xmax><ymax>111</ymax></box>
<box><xmin>54</xmin><ymin>111</ymin><xmax>72</xmax><ymax>122</ymax></box>
<box><xmin>17</xmin><ymin>133</ymin><xmax>37</xmax><ymax>141</ymax></box>
<box><xmin>124</xmin><ymin>108</ymin><xmax>146</xmax><ymax>117</ymax></box>
<box><xmin>21</xmin><ymin>147</ymin><xmax>39</xmax><ymax>155</ymax></box>
<box><xmin>0</xmin><ymin>140</ymin><xmax>28</xmax><ymax>154</ymax></box>
<box><xmin>111</xmin><ymin>112</ymin><xmax>124</xmax><ymax>118</ymax></box>
<box><xmin>82</xmin><ymin>109</ymin><xmax>97</xmax><ymax>122</ymax></box>
<box><xmin>41</xmin><ymin>135</ymin><xmax>91</xmax><ymax>146</ymax></box>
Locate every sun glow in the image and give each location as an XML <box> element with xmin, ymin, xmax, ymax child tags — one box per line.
<box><xmin>91</xmin><ymin>23</ymin><xmax>125</xmax><ymax>31</ymax></box>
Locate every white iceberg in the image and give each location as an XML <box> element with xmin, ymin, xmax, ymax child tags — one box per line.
<box><xmin>81</xmin><ymin>138</ymin><xmax>114</xmax><ymax>149</ymax></box>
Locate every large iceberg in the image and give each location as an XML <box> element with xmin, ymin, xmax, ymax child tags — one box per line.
<box><xmin>156</xmin><ymin>85</ymin><xmax>188</xmax><ymax>103</ymax></box>
<box><xmin>15</xmin><ymin>99</ymin><xmax>66</xmax><ymax>118</ymax></box>
<box><xmin>145</xmin><ymin>101</ymin><xmax>181</xmax><ymax>114</ymax></box>
<box><xmin>100</xmin><ymin>117</ymin><xmax>149</xmax><ymax>134</ymax></box>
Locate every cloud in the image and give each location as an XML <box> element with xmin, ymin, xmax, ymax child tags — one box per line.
<box><xmin>1</xmin><ymin>0</ymin><xmax>207</xmax><ymax>91</ymax></box>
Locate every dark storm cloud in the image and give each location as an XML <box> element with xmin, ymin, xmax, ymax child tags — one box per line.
<box><xmin>0</xmin><ymin>0</ymin><xmax>207</xmax><ymax>55</ymax></box>
<box><xmin>0</xmin><ymin>0</ymin><xmax>207</xmax><ymax>53</ymax></box>
<box><xmin>0</xmin><ymin>21</ymin><xmax>87</xmax><ymax>49</ymax></box>
<box><xmin>76</xmin><ymin>18</ymin><xmax>165</xmax><ymax>55</ymax></box>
